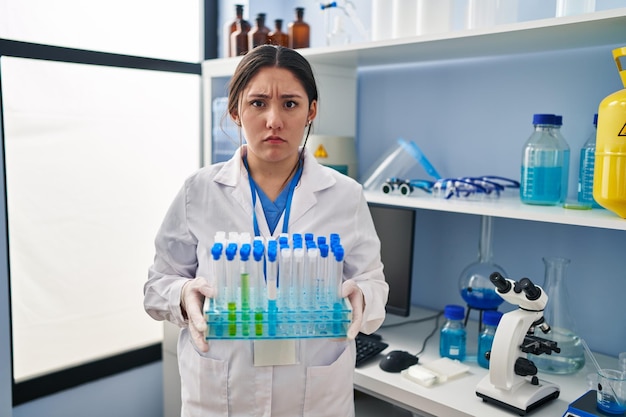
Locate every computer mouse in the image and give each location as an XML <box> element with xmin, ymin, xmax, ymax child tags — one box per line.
<box><xmin>379</xmin><ymin>350</ymin><xmax>419</xmax><ymax>373</ymax></box>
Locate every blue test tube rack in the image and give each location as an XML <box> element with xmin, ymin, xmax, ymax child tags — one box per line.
<box><xmin>204</xmin><ymin>232</ymin><xmax>352</xmax><ymax>340</ymax></box>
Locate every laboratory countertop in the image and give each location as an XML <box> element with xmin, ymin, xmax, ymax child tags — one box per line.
<box><xmin>354</xmin><ymin>306</ymin><xmax>615</xmax><ymax>417</ymax></box>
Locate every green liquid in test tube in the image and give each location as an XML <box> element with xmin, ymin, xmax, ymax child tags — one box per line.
<box><xmin>239</xmin><ymin>243</ymin><xmax>251</xmax><ymax>337</ymax></box>
<box><xmin>225</xmin><ymin>243</ymin><xmax>238</xmax><ymax>337</ymax></box>
<box><xmin>252</xmin><ymin>242</ymin><xmax>265</xmax><ymax>336</ymax></box>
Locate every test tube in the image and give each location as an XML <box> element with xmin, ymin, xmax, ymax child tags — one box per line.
<box><xmin>252</xmin><ymin>242</ymin><xmax>265</xmax><ymax>336</ymax></box>
<box><xmin>318</xmin><ymin>243</ymin><xmax>330</xmax><ymax>308</ymax></box>
<box><xmin>293</xmin><ymin>248</ymin><xmax>305</xmax><ymax>311</ymax></box>
<box><xmin>278</xmin><ymin>247</ymin><xmax>292</xmax><ymax>312</ymax></box>
<box><xmin>331</xmin><ymin>245</ymin><xmax>345</xmax><ymax>336</ymax></box>
<box><xmin>266</xmin><ymin>241</ymin><xmax>278</xmax><ymax>336</ymax></box>
<box><xmin>239</xmin><ymin>243</ymin><xmax>251</xmax><ymax>336</ymax></box>
<box><xmin>306</xmin><ymin>247</ymin><xmax>319</xmax><ymax>309</ymax></box>
<box><xmin>207</xmin><ymin>242</ymin><xmax>224</xmax><ymax>338</ymax></box>
<box><xmin>225</xmin><ymin>242</ymin><xmax>238</xmax><ymax>337</ymax></box>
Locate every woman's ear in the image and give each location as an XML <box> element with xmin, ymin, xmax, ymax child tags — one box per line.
<box><xmin>308</xmin><ymin>101</ymin><xmax>318</xmax><ymax>122</ymax></box>
<box><xmin>230</xmin><ymin>111</ymin><xmax>240</xmax><ymax>126</ymax></box>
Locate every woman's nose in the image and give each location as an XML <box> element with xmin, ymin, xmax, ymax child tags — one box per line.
<box><xmin>265</xmin><ymin>106</ymin><xmax>283</xmax><ymax>130</ymax></box>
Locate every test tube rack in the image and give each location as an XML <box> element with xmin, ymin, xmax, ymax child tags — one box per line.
<box><xmin>205</xmin><ymin>298</ymin><xmax>352</xmax><ymax>339</ymax></box>
<box><xmin>203</xmin><ymin>231</ymin><xmax>351</xmax><ymax>340</ymax></box>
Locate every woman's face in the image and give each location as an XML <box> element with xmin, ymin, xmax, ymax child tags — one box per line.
<box><xmin>234</xmin><ymin>66</ymin><xmax>317</xmax><ymax>166</ymax></box>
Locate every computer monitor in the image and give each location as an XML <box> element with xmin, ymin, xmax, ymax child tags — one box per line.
<box><xmin>368</xmin><ymin>203</ymin><xmax>415</xmax><ymax>317</ymax></box>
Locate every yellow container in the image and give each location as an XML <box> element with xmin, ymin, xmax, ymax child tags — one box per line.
<box><xmin>594</xmin><ymin>46</ymin><xmax>626</xmax><ymax>218</ymax></box>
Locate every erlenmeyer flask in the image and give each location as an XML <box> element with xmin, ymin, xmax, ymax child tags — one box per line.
<box><xmin>458</xmin><ymin>216</ymin><xmax>505</xmax><ymax>310</ymax></box>
<box><xmin>532</xmin><ymin>257</ymin><xmax>585</xmax><ymax>374</ymax></box>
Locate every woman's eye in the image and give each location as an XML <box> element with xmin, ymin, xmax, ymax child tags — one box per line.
<box><xmin>251</xmin><ymin>100</ymin><xmax>264</xmax><ymax>107</ymax></box>
<box><xmin>285</xmin><ymin>101</ymin><xmax>297</xmax><ymax>109</ymax></box>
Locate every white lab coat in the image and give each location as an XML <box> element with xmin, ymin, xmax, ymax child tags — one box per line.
<box><xmin>144</xmin><ymin>146</ymin><xmax>388</xmax><ymax>417</ymax></box>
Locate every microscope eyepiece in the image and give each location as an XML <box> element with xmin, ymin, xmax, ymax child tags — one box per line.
<box><xmin>519</xmin><ymin>277</ymin><xmax>542</xmax><ymax>300</ymax></box>
<box><xmin>490</xmin><ymin>272</ymin><xmax>511</xmax><ymax>293</ymax></box>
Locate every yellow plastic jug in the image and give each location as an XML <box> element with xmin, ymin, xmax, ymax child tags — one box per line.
<box><xmin>594</xmin><ymin>46</ymin><xmax>626</xmax><ymax>218</ymax></box>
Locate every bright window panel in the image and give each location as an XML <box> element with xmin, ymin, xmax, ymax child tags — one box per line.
<box><xmin>2</xmin><ymin>56</ymin><xmax>200</xmax><ymax>382</ymax></box>
<box><xmin>0</xmin><ymin>0</ymin><xmax>201</xmax><ymax>62</ymax></box>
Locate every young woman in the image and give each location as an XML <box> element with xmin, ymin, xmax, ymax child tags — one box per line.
<box><xmin>144</xmin><ymin>45</ymin><xmax>388</xmax><ymax>416</ymax></box>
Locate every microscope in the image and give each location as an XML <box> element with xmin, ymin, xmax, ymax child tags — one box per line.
<box><xmin>476</xmin><ymin>272</ymin><xmax>561</xmax><ymax>415</ymax></box>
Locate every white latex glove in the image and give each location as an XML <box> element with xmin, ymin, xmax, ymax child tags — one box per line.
<box><xmin>342</xmin><ymin>280</ymin><xmax>364</xmax><ymax>340</ymax></box>
<box><xmin>181</xmin><ymin>277</ymin><xmax>215</xmax><ymax>352</ymax></box>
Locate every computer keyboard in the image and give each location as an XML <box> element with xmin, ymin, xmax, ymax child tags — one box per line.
<box><xmin>355</xmin><ymin>333</ymin><xmax>388</xmax><ymax>367</ymax></box>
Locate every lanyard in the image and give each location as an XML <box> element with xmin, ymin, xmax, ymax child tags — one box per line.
<box><xmin>243</xmin><ymin>156</ymin><xmax>303</xmax><ymax>237</ymax></box>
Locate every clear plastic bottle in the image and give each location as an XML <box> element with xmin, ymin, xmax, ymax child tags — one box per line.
<box><xmin>268</xmin><ymin>19</ymin><xmax>289</xmax><ymax>47</ymax></box>
<box><xmin>578</xmin><ymin>114</ymin><xmax>601</xmax><ymax>208</ymax></box>
<box><xmin>520</xmin><ymin>113</ymin><xmax>570</xmax><ymax>205</ymax></box>
<box><xmin>477</xmin><ymin>310</ymin><xmax>502</xmax><ymax>369</ymax></box>
<box><xmin>248</xmin><ymin>13</ymin><xmax>270</xmax><ymax>50</ymax></box>
<box><xmin>439</xmin><ymin>304</ymin><xmax>466</xmax><ymax>361</ymax></box>
<box><xmin>288</xmin><ymin>7</ymin><xmax>310</xmax><ymax>49</ymax></box>
<box><xmin>327</xmin><ymin>15</ymin><xmax>350</xmax><ymax>46</ymax></box>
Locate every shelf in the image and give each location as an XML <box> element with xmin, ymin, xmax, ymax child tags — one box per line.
<box><xmin>300</xmin><ymin>8</ymin><xmax>626</xmax><ymax>68</ymax></box>
<box><xmin>364</xmin><ymin>191</ymin><xmax>626</xmax><ymax>231</ymax></box>
<box><xmin>203</xmin><ymin>8</ymin><xmax>626</xmax><ymax>75</ymax></box>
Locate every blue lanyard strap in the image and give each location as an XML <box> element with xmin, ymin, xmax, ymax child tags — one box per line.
<box><xmin>243</xmin><ymin>156</ymin><xmax>303</xmax><ymax>237</ymax></box>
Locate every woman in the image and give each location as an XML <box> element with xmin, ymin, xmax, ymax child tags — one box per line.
<box><xmin>144</xmin><ymin>45</ymin><xmax>388</xmax><ymax>416</ymax></box>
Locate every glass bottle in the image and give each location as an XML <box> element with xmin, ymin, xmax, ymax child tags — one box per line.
<box><xmin>327</xmin><ymin>15</ymin><xmax>350</xmax><ymax>46</ymax></box>
<box><xmin>532</xmin><ymin>257</ymin><xmax>585</xmax><ymax>374</ymax></box>
<box><xmin>439</xmin><ymin>304</ymin><xmax>466</xmax><ymax>361</ymax></box>
<box><xmin>578</xmin><ymin>114</ymin><xmax>601</xmax><ymax>208</ymax></box>
<box><xmin>223</xmin><ymin>4</ymin><xmax>250</xmax><ymax>58</ymax></box>
<box><xmin>248</xmin><ymin>13</ymin><xmax>270</xmax><ymax>50</ymax></box>
<box><xmin>477</xmin><ymin>309</ymin><xmax>502</xmax><ymax>369</ymax></box>
<box><xmin>268</xmin><ymin>19</ymin><xmax>289</xmax><ymax>47</ymax></box>
<box><xmin>552</xmin><ymin>115</ymin><xmax>571</xmax><ymax>203</ymax></box>
<box><xmin>289</xmin><ymin>7</ymin><xmax>310</xmax><ymax>49</ymax></box>
<box><xmin>520</xmin><ymin>113</ymin><xmax>569</xmax><ymax>205</ymax></box>
<box><xmin>458</xmin><ymin>215</ymin><xmax>506</xmax><ymax>311</ymax></box>
<box><xmin>231</xmin><ymin>19</ymin><xmax>251</xmax><ymax>57</ymax></box>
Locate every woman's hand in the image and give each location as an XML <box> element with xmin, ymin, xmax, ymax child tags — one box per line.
<box><xmin>342</xmin><ymin>280</ymin><xmax>364</xmax><ymax>340</ymax></box>
<box><xmin>181</xmin><ymin>277</ymin><xmax>215</xmax><ymax>352</ymax></box>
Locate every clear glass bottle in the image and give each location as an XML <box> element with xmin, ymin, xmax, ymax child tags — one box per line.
<box><xmin>327</xmin><ymin>15</ymin><xmax>350</xmax><ymax>46</ymax></box>
<box><xmin>248</xmin><ymin>13</ymin><xmax>270</xmax><ymax>50</ymax></box>
<box><xmin>268</xmin><ymin>19</ymin><xmax>289</xmax><ymax>48</ymax></box>
<box><xmin>552</xmin><ymin>115</ymin><xmax>571</xmax><ymax>203</ymax></box>
<box><xmin>477</xmin><ymin>309</ymin><xmax>502</xmax><ymax>369</ymax></box>
<box><xmin>458</xmin><ymin>215</ymin><xmax>506</xmax><ymax>311</ymax></box>
<box><xmin>520</xmin><ymin>113</ymin><xmax>569</xmax><ymax>205</ymax></box>
<box><xmin>439</xmin><ymin>304</ymin><xmax>466</xmax><ymax>361</ymax></box>
<box><xmin>578</xmin><ymin>114</ymin><xmax>601</xmax><ymax>208</ymax></box>
<box><xmin>288</xmin><ymin>7</ymin><xmax>310</xmax><ymax>49</ymax></box>
<box><xmin>532</xmin><ymin>257</ymin><xmax>585</xmax><ymax>374</ymax></box>
<box><xmin>223</xmin><ymin>4</ymin><xmax>250</xmax><ymax>58</ymax></box>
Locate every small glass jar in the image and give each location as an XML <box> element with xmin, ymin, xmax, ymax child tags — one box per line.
<box><xmin>439</xmin><ymin>304</ymin><xmax>466</xmax><ymax>361</ymax></box>
<box><xmin>477</xmin><ymin>310</ymin><xmax>503</xmax><ymax>369</ymax></box>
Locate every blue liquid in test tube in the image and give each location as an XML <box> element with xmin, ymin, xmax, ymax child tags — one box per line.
<box><xmin>207</xmin><ymin>242</ymin><xmax>224</xmax><ymax>338</ymax></box>
<box><xmin>266</xmin><ymin>241</ymin><xmax>278</xmax><ymax>336</ymax></box>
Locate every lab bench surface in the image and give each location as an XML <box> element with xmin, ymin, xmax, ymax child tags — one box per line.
<box><xmin>354</xmin><ymin>306</ymin><xmax>613</xmax><ymax>417</ymax></box>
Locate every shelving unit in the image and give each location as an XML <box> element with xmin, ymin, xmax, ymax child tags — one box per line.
<box><xmin>203</xmin><ymin>7</ymin><xmax>626</xmax><ymax>230</ymax></box>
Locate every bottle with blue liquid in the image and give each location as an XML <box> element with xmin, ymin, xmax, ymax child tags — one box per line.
<box><xmin>520</xmin><ymin>113</ymin><xmax>570</xmax><ymax>205</ymax></box>
<box><xmin>439</xmin><ymin>304</ymin><xmax>466</xmax><ymax>361</ymax></box>
<box><xmin>477</xmin><ymin>310</ymin><xmax>503</xmax><ymax>369</ymax></box>
<box><xmin>578</xmin><ymin>114</ymin><xmax>601</xmax><ymax>208</ymax></box>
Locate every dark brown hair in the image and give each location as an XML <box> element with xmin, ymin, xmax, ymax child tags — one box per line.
<box><xmin>227</xmin><ymin>44</ymin><xmax>318</xmax><ymax>120</ymax></box>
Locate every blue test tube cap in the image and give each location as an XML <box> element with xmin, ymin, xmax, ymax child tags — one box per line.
<box><xmin>304</xmin><ymin>233</ymin><xmax>314</xmax><ymax>242</ymax></box>
<box><xmin>211</xmin><ymin>242</ymin><xmax>223</xmax><ymax>260</ymax></box>
<box><xmin>253</xmin><ymin>243</ymin><xmax>264</xmax><ymax>262</ymax></box>
<box><xmin>333</xmin><ymin>245</ymin><xmax>344</xmax><ymax>262</ymax></box>
<box><xmin>267</xmin><ymin>244</ymin><xmax>277</xmax><ymax>262</ymax></box>
<box><xmin>319</xmin><ymin>243</ymin><xmax>329</xmax><ymax>258</ymax></box>
<box><xmin>225</xmin><ymin>243</ymin><xmax>237</xmax><ymax>261</ymax></box>
<box><xmin>240</xmin><ymin>243</ymin><xmax>251</xmax><ymax>261</ymax></box>
<box><xmin>317</xmin><ymin>236</ymin><xmax>326</xmax><ymax>246</ymax></box>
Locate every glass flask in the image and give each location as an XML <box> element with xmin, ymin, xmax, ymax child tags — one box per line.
<box><xmin>288</xmin><ymin>7</ymin><xmax>310</xmax><ymax>49</ymax></box>
<box><xmin>458</xmin><ymin>215</ymin><xmax>506</xmax><ymax>311</ymax></box>
<box><xmin>532</xmin><ymin>257</ymin><xmax>585</xmax><ymax>374</ymax></box>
